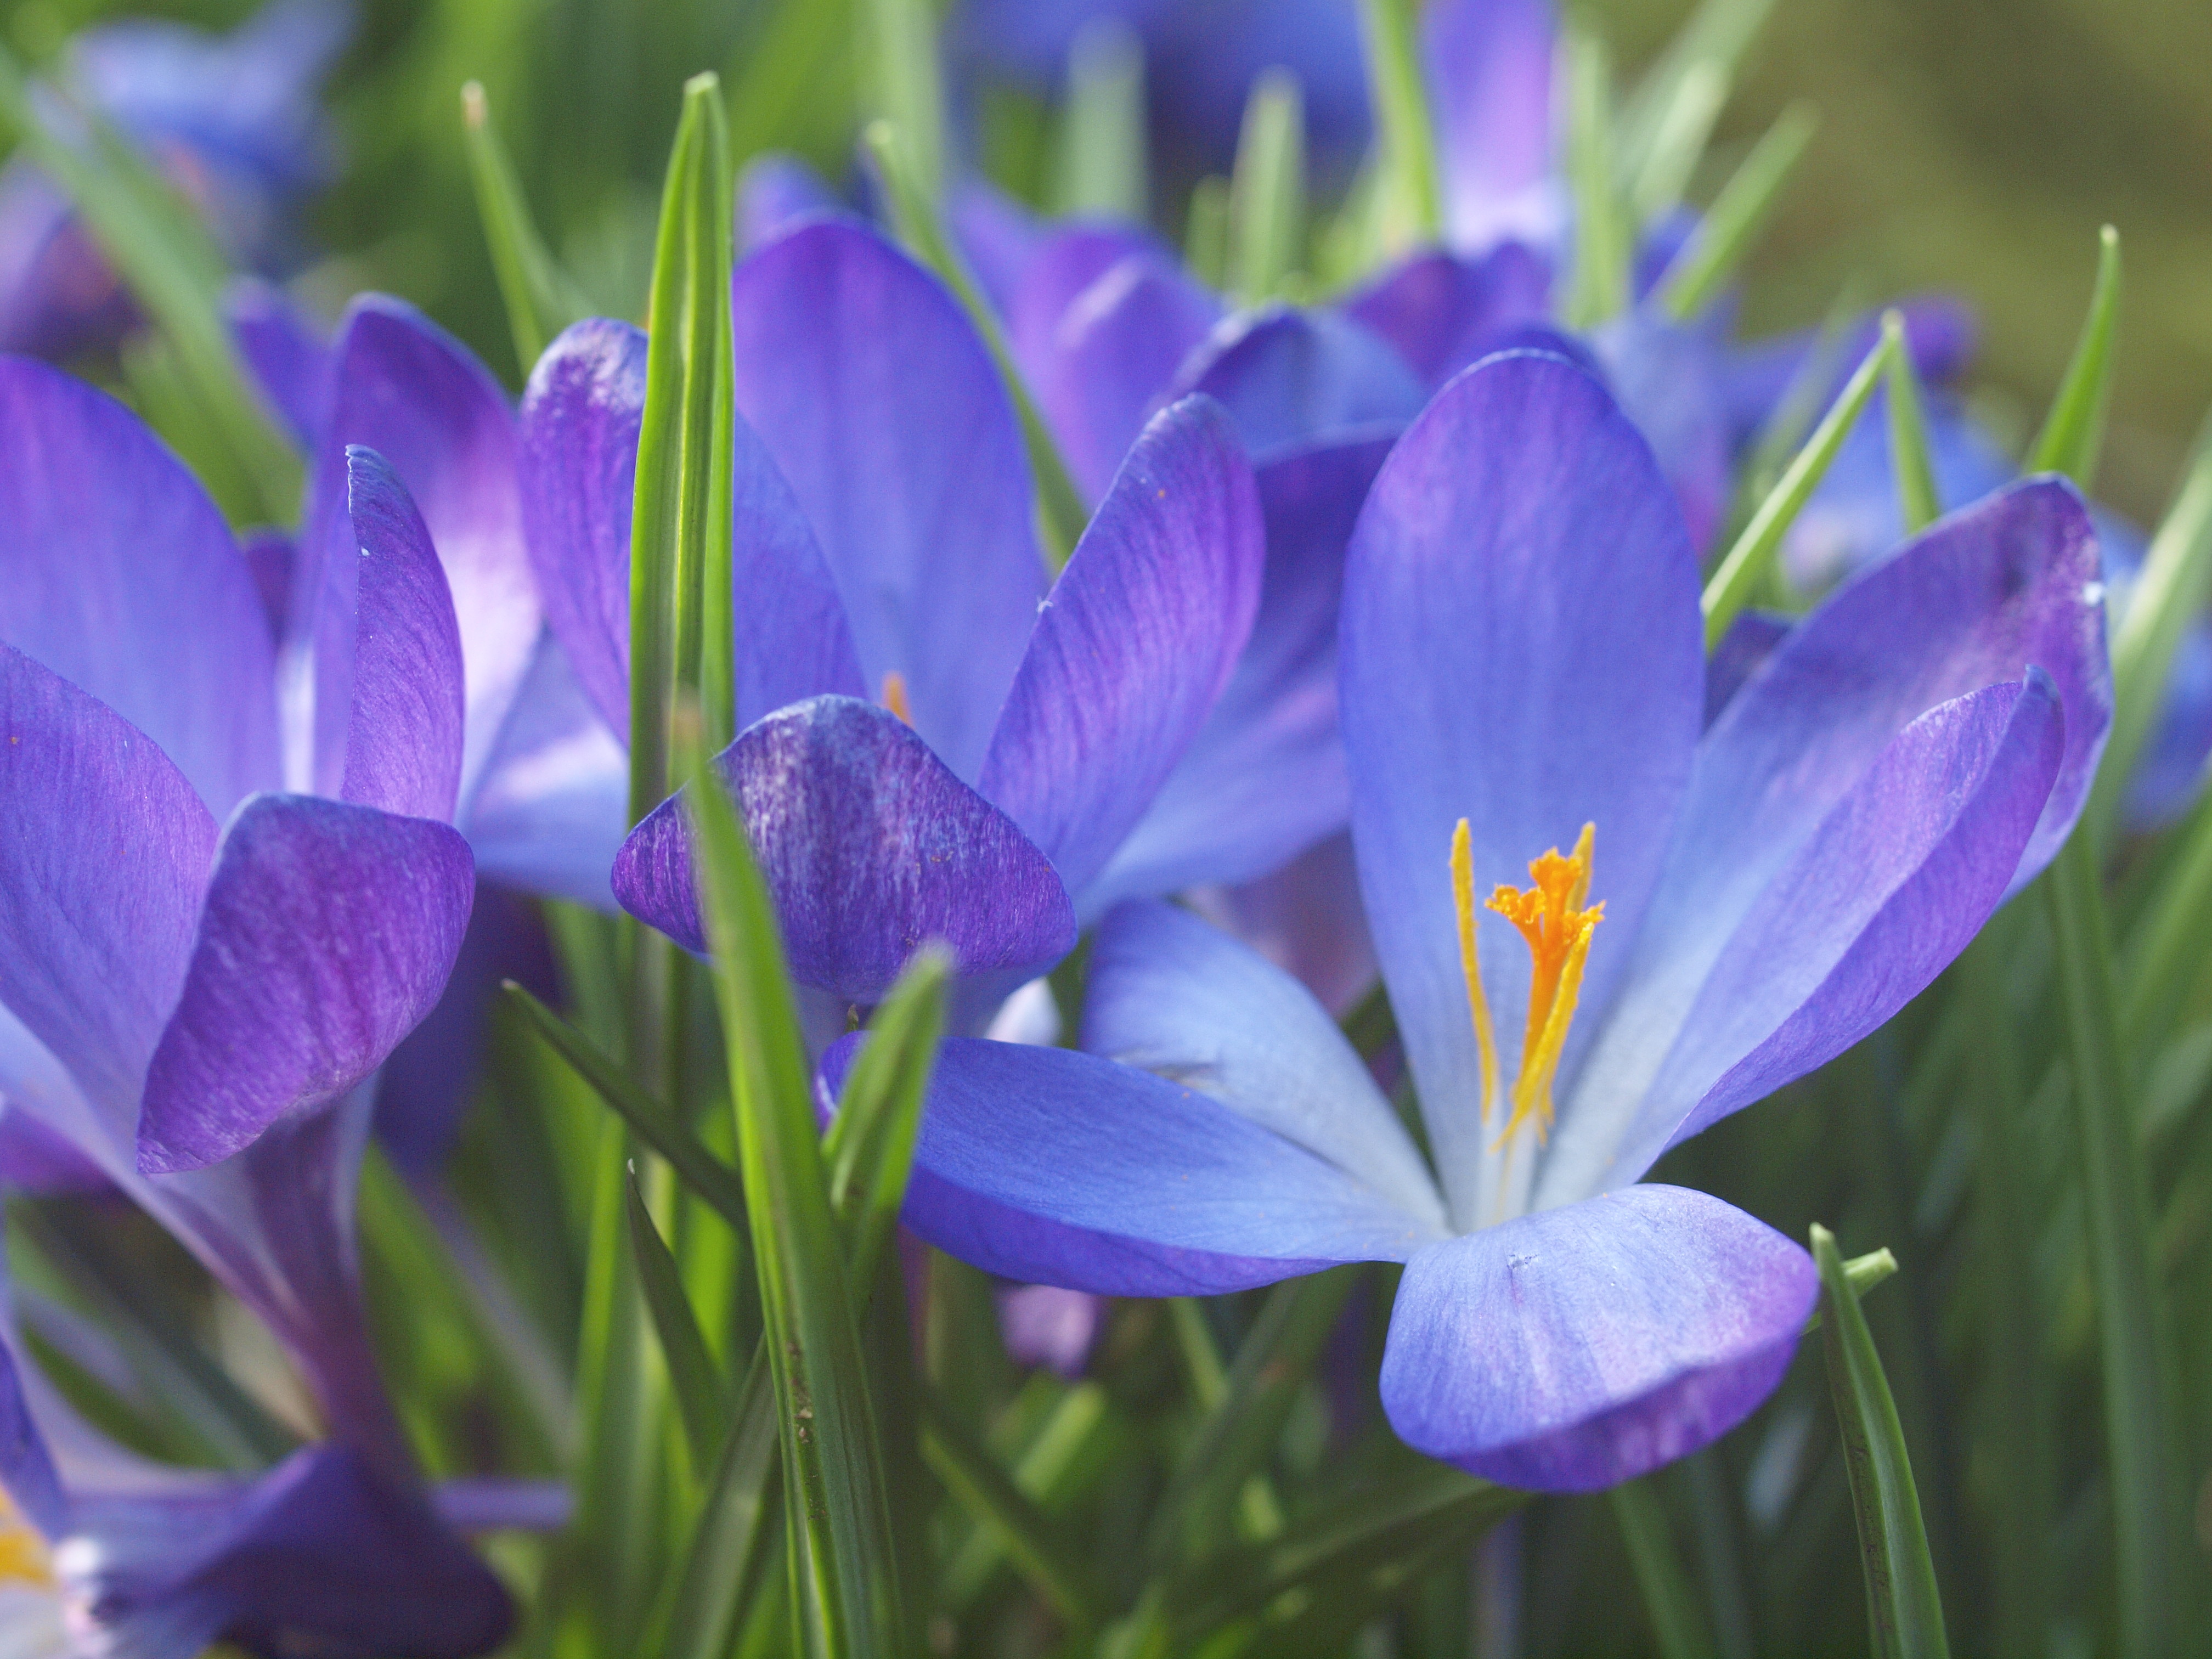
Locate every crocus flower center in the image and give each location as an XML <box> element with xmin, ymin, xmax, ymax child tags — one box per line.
<box><xmin>1451</xmin><ymin>819</ymin><xmax>1604</xmax><ymax>1150</ymax></box>
<box><xmin>881</xmin><ymin>670</ymin><xmax>912</xmax><ymax>725</ymax></box>
<box><xmin>0</xmin><ymin>1491</ymin><xmax>51</xmax><ymax>1587</ymax></box>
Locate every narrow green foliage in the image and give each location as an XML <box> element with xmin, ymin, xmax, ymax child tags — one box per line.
<box><xmin>0</xmin><ymin>42</ymin><xmax>297</xmax><ymax>523</ymax></box>
<box><xmin>1563</xmin><ymin>28</ymin><xmax>1630</xmax><ymax>329</ymax></box>
<box><xmin>919</xmin><ymin>1389</ymin><xmax>1102</xmax><ymax>1632</ymax></box>
<box><xmin>1882</xmin><ymin>310</ymin><xmax>1943</xmax><ymax>534</ymax></box>
<box><xmin>1618</xmin><ymin>0</ymin><xmax>1778</xmax><ymax>213</ymax></box>
<box><xmin>1610</xmin><ymin>1478</ymin><xmax>1717</xmax><ymax>1659</ymax></box>
<box><xmin>945</xmin><ymin>1380</ymin><xmax>1113</xmax><ymax>1606</ymax></box>
<box><xmin>1657</xmin><ymin>101</ymin><xmax>1818</xmax><ymax>321</ymax></box>
<box><xmin>2124</xmin><ymin>776</ymin><xmax>2212</xmax><ymax>1052</ymax></box>
<box><xmin>1356</xmin><ymin>0</ymin><xmax>1443</xmax><ymax>249</ymax></box>
<box><xmin>823</xmin><ymin>950</ymin><xmax>950</xmax><ymax>1280</ymax></box>
<box><xmin>726</xmin><ymin>0</ymin><xmax>859</xmax><ymax>168</ymax></box>
<box><xmin>1704</xmin><ymin>330</ymin><xmax>1896</xmax><ymax>647</ymax></box>
<box><xmin>1186</xmin><ymin>175</ymin><xmax>1233</xmax><ymax>291</ymax></box>
<box><xmin>1811</xmin><ymin>1224</ymin><xmax>1949</xmax><ymax>1659</ymax></box>
<box><xmin>2025</xmin><ymin>225</ymin><xmax>2121</xmax><ymax>480</ymax></box>
<box><xmin>1801</xmin><ymin>1248</ymin><xmax>1903</xmax><ymax>1335</ymax></box>
<box><xmin>2039</xmin><ymin>834</ymin><xmax>2190</xmax><ymax>1656</ymax></box>
<box><xmin>461</xmin><ymin>80</ymin><xmax>589</xmax><ymax>377</ymax></box>
<box><xmin>624</xmin><ymin>1164</ymin><xmax>727</xmax><ymax>1477</ymax></box>
<box><xmin>1051</xmin><ymin>20</ymin><xmax>1147</xmax><ymax>221</ymax></box>
<box><xmin>867</xmin><ymin>0</ymin><xmax>946</xmax><ymax>201</ymax></box>
<box><xmin>1227</xmin><ymin>69</ymin><xmax>1308</xmax><ymax>305</ymax></box>
<box><xmin>630</xmin><ymin>74</ymin><xmax>738</xmax><ymax>822</ymax></box>
<box><xmin>685</xmin><ymin>724</ymin><xmax>904</xmax><ymax>1654</ymax></box>
<box><xmin>657</xmin><ymin>1354</ymin><xmax>783</xmax><ymax>1659</ymax></box>
<box><xmin>865</xmin><ymin>120</ymin><xmax>1091</xmax><ymax>565</ymax></box>
<box><xmin>501</xmin><ymin>983</ymin><xmax>750</xmax><ymax>1231</ymax></box>
<box><xmin>2092</xmin><ymin>410</ymin><xmax>2212</xmax><ymax>847</ymax></box>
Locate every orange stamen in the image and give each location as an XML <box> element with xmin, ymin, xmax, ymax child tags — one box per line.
<box><xmin>1485</xmin><ymin>823</ymin><xmax>1602</xmax><ymax>1150</ymax></box>
<box><xmin>0</xmin><ymin>1491</ymin><xmax>50</xmax><ymax>1587</ymax></box>
<box><xmin>1450</xmin><ymin>819</ymin><xmax>1501</xmax><ymax>1121</ymax></box>
<box><xmin>881</xmin><ymin>670</ymin><xmax>912</xmax><ymax>725</ymax></box>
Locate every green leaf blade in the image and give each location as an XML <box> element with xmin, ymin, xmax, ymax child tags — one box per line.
<box><xmin>2025</xmin><ymin>224</ymin><xmax>2121</xmax><ymax>482</ymax></box>
<box><xmin>824</xmin><ymin>948</ymin><xmax>950</xmax><ymax>1280</ymax></box>
<box><xmin>1356</xmin><ymin>0</ymin><xmax>1443</xmax><ymax>249</ymax></box>
<box><xmin>1227</xmin><ymin>69</ymin><xmax>1308</xmax><ymax>307</ymax></box>
<box><xmin>624</xmin><ymin>1163</ymin><xmax>728</xmax><ymax>1477</ymax></box>
<box><xmin>1881</xmin><ymin>309</ymin><xmax>1942</xmax><ymax>535</ymax></box>
<box><xmin>461</xmin><ymin>80</ymin><xmax>590</xmax><ymax>378</ymax></box>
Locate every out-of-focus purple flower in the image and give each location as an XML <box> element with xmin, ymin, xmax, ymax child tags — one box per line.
<box><xmin>0</xmin><ymin>357</ymin><xmax>516</xmax><ymax>1650</ymax></box>
<box><xmin>997</xmin><ymin>1283</ymin><xmax>1106</xmax><ymax>1378</ymax></box>
<box><xmin>829</xmin><ymin>351</ymin><xmax>2112</xmax><ymax>1490</ymax></box>
<box><xmin>0</xmin><ymin>0</ymin><xmax>352</xmax><ymax>362</ymax></box>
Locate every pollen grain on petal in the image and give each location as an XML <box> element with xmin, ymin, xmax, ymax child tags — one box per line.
<box><xmin>881</xmin><ymin>670</ymin><xmax>912</xmax><ymax>726</ymax></box>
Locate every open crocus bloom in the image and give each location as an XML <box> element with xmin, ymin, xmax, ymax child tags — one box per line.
<box><xmin>834</xmin><ymin>350</ymin><xmax>2112</xmax><ymax>1489</ymax></box>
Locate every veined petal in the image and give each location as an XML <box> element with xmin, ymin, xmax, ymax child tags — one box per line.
<box><xmin>1380</xmin><ymin>1185</ymin><xmax>1815</xmax><ymax>1491</ymax></box>
<box><xmin>1341</xmin><ymin>244</ymin><xmax>1553</xmax><ymax>390</ymax></box>
<box><xmin>979</xmin><ymin>397</ymin><xmax>1265</xmax><ymax>899</ymax></box>
<box><xmin>1081</xmin><ymin>900</ymin><xmax>1444</xmax><ymax>1226</ymax></box>
<box><xmin>1341</xmin><ymin>352</ymin><xmax>1703</xmax><ymax>1228</ymax></box>
<box><xmin>1167</xmin><ymin>307</ymin><xmax>1425</xmax><ymax>460</ymax></box>
<box><xmin>138</xmin><ymin>795</ymin><xmax>475</xmax><ymax>1175</ymax></box>
<box><xmin>1422</xmin><ymin>0</ymin><xmax>1559</xmax><ymax>249</ymax></box>
<box><xmin>615</xmin><ymin>698</ymin><xmax>1075</xmax><ymax>1003</ymax></box>
<box><xmin>0</xmin><ymin>646</ymin><xmax>214</xmax><ymax>1113</ymax></box>
<box><xmin>300</xmin><ymin>296</ymin><xmax>537</xmax><ymax>805</ymax></box>
<box><xmin>338</xmin><ymin>448</ymin><xmax>465</xmax><ymax>823</ymax></box>
<box><xmin>1560</xmin><ymin>675</ymin><xmax>2066</xmax><ymax>1198</ymax></box>
<box><xmin>830</xmin><ymin>1036</ymin><xmax>1439</xmax><ymax>1297</ymax></box>
<box><xmin>1085</xmin><ymin>431</ymin><xmax>1390</xmax><ymax>910</ymax></box>
<box><xmin>0</xmin><ymin>357</ymin><xmax>280</xmax><ymax>820</ymax></box>
<box><xmin>729</xmin><ymin>219</ymin><xmax>1043</xmax><ymax>782</ymax></box>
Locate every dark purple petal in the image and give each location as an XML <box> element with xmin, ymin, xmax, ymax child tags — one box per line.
<box><xmin>1341</xmin><ymin>352</ymin><xmax>1703</xmax><ymax>1226</ymax></box>
<box><xmin>1169</xmin><ymin>307</ymin><xmax>1425</xmax><ymax>459</ymax></box>
<box><xmin>1422</xmin><ymin>0</ymin><xmax>1559</xmax><ymax>248</ymax></box>
<box><xmin>729</xmin><ymin>219</ymin><xmax>1043</xmax><ymax>781</ymax></box>
<box><xmin>0</xmin><ymin>357</ymin><xmax>280</xmax><ymax>819</ymax></box>
<box><xmin>616</xmin><ymin>698</ymin><xmax>1075</xmax><ymax>1002</ymax></box>
<box><xmin>737</xmin><ymin>151</ymin><xmax>839</xmax><ymax>251</ymax></box>
<box><xmin>949</xmin><ymin>177</ymin><xmax>1043</xmax><ymax>319</ymax></box>
<box><xmin>1081</xmin><ymin>900</ymin><xmax>1444</xmax><ymax>1225</ymax></box>
<box><xmin>1341</xmin><ymin>244</ymin><xmax>1554</xmax><ymax>389</ymax></box>
<box><xmin>138</xmin><ymin>794</ymin><xmax>475</xmax><ymax>1175</ymax></box>
<box><xmin>300</xmin><ymin>296</ymin><xmax>537</xmax><ymax>802</ymax></box>
<box><xmin>1034</xmin><ymin>251</ymin><xmax>1223</xmax><ymax>503</ymax></box>
<box><xmin>0</xmin><ymin>1106</ymin><xmax>110</xmax><ymax>1194</ymax></box>
<box><xmin>337</xmin><ymin>448</ymin><xmax>465</xmax><ymax>822</ymax></box>
<box><xmin>1087</xmin><ymin>432</ymin><xmax>1390</xmax><ymax>909</ymax></box>
<box><xmin>979</xmin><ymin>397</ymin><xmax>1265</xmax><ymax>898</ymax></box>
<box><xmin>228</xmin><ymin>276</ymin><xmax>333</xmax><ymax>448</ymax></box>
<box><xmin>730</xmin><ymin>413</ymin><xmax>871</xmax><ymax>730</ymax></box>
<box><xmin>240</xmin><ymin>527</ymin><xmax>296</xmax><ymax>641</ymax></box>
<box><xmin>1380</xmin><ymin>1186</ymin><xmax>1816</xmax><ymax>1491</ymax></box>
<box><xmin>1561</xmin><ymin>676</ymin><xmax>2067</xmax><ymax>1196</ymax></box>
<box><xmin>516</xmin><ymin>317</ymin><xmax>644</xmax><ymax>738</ymax></box>
<box><xmin>1189</xmin><ymin>830</ymin><xmax>1378</xmax><ymax>1018</ymax></box>
<box><xmin>1705</xmin><ymin>610</ymin><xmax>1792</xmax><ymax>729</ymax></box>
<box><xmin>0</xmin><ymin>163</ymin><xmax>135</xmax><ymax>361</ymax></box>
<box><xmin>835</xmin><ymin>1035</ymin><xmax>1438</xmax><ymax>1296</ymax></box>
<box><xmin>1007</xmin><ymin>222</ymin><xmax>1162</xmax><ymax>394</ymax></box>
<box><xmin>0</xmin><ymin>645</ymin><xmax>215</xmax><ymax>1111</ymax></box>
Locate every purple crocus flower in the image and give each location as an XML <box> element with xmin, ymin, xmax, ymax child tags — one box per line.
<box><xmin>827</xmin><ymin>350</ymin><xmax>2112</xmax><ymax>1489</ymax></box>
<box><xmin>0</xmin><ymin>356</ymin><xmax>516</xmax><ymax>1650</ymax></box>
<box><xmin>523</xmin><ymin>217</ymin><xmax>1294</xmax><ymax>1019</ymax></box>
<box><xmin>0</xmin><ymin>0</ymin><xmax>351</xmax><ymax>362</ymax></box>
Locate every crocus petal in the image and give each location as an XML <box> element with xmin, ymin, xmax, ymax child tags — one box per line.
<box><xmin>228</xmin><ymin>276</ymin><xmax>332</xmax><ymax>448</ymax></box>
<box><xmin>0</xmin><ymin>357</ymin><xmax>280</xmax><ymax>819</ymax></box>
<box><xmin>1705</xmin><ymin>610</ymin><xmax>1791</xmax><ymax>729</ymax></box>
<box><xmin>1085</xmin><ymin>431</ymin><xmax>1390</xmax><ymax>909</ymax></box>
<box><xmin>515</xmin><ymin>318</ymin><xmax>643</xmax><ymax>738</ymax></box>
<box><xmin>833</xmin><ymin>1035</ymin><xmax>1440</xmax><ymax>1296</ymax></box>
<box><xmin>1034</xmin><ymin>251</ymin><xmax>1223</xmax><ymax>503</ymax></box>
<box><xmin>1341</xmin><ymin>352</ymin><xmax>1703</xmax><ymax>1227</ymax></box>
<box><xmin>737</xmin><ymin>151</ymin><xmax>839</xmax><ymax>251</ymax></box>
<box><xmin>1596</xmin><ymin>312</ymin><xmax>1731</xmax><ymax>551</ymax></box>
<box><xmin>1081</xmin><ymin>900</ymin><xmax>1445</xmax><ymax>1226</ymax></box>
<box><xmin>0</xmin><ymin>1105</ymin><xmax>111</xmax><ymax>1195</ymax></box>
<box><xmin>1423</xmin><ymin>0</ymin><xmax>1559</xmax><ymax>249</ymax></box>
<box><xmin>1189</xmin><ymin>830</ymin><xmax>1378</xmax><ymax>1017</ymax></box>
<box><xmin>1379</xmin><ymin>1185</ymin><xmax>1816</xmax><ymax>1491</ymax></box>
<box><xmin>1723</xmin><ymin>297</ymin><xmax>1979</xmax><ymax>448</ymax></box>
<box><xmin>1168</xmin><ymin>307</ymin><xmax>1425</xmax><ymax>460</ymax></box>
<box><xmin>1568</xmin><ymin>676</ymin><xmax>2067</xmax><ymax>1195</ymax></box>
<box><xmin>1341</xmin><ymin>244</ymin><xmax>1554</xmax><ymax>390</ymax></box>
<box><xmin>615</xmin><ymin>697</ymin><xmax>1076</xmax><ymax>1002</ymax></box>
<box><xmin>337</xmin><ymin>448</ymin><xmax>465</xmax><ymax>822</ymax></box>
<box><xmin>0</xmin><ymin>646</ymin><xmax>214</xmax><ymax>1110</ymax></box>
<box><xmin>138</xmin><ymin>794</ymin><xmax>475</xmax><ymax>1175</ymax></box>
<box><xmin>979</xmin><ymin>397</ymin><xmax>1265</xmax><ymax>899</ymax></box>
<box><xmin>729</xmin><ymin>219</ymin><xmax>1043</xmax><ymax>781</ymax></box>
<box><xmin>949</xmin><ymin>178</ymin><xmax>1042</xmax><ymax>319</ymax></box>
<box><xmin>1007</xmin><ymin>222</ymin><xmax>1162</xmax><ymax>397</ymax></box>
<box><xmin>299</xmin><ymin>296</ymin><xmax>537</xmax><ymax>804</ymax></box>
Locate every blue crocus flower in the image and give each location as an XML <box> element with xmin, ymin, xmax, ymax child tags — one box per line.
<box><xmin>825</xmin><ymin>350</ymin><xmax>2112</xmax><ymax>1489</ymax></box>
<box><xmin>0</xmin><ymin>357</ymin><xmax>526</xmax><ymax>1652</ymax></box>
<box><xmin>0</xmin><ymin>0</ymin><xmax>351</xmax><ymax>361</ymax></box>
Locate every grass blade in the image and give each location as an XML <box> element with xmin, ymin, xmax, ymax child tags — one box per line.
<box><xmin>461</xmin><ymin>80</ymin><xmax>590</xmax><ymax>378</ymax></box>
<box><xmin>2039</xmin><ymin>834</ymin><xmax>2191</xmax><ymax>1656</ymax></box>
<box><xmin>866</xmin><ymin>0</ymin><xmax>946</xmax><ymax>201</ymax></box>
<box><xmin>1227</xmin><ymin>69</ymin><xmax>1307</xmax><ymax>306</ymax></box>
<box><xmin>919</xmin><ymin>1387</ymin><xmax>1101</xmax><ymax>1632</ymax></box>
<box><xmin>2024</xmin><ymin>225</ymin><xmax>2121</xmax><ymax>481</ymax></box>
<box><xmin>1703</xmin><ymin>329</ymin><xmax>1895</xmax><ymax>648</ymax></box>
<box><xmin>685</xmin><ymin>723</ymin><xmax>904</xmax><ymax>1654</ymax></box>
<box><xmin>1356</xmin><ymin>0</ymin><xmax>1443</xmax><ymax>249</ymax></box>
<box><xmin>1810</xmin><ymin>1223</ymin><xmax>1949</xmax><ymax>1659</ymax></box>
<box><xmin>1882</xmin><ymin>308</ymin><xmax>1942</xmax><ymax>535</ymax></box>
<box><xmin>657</xmin><ymin>1352</ymin><xmax>783</xmax><ymax>1659</ymax></box>
<box><xmin>823</xmin><ymin>950</ymin><xmax>950</xmax><ymax>1280</ymax></box>
<box><xmin>1657</xmin><ymin>101</ymin><xmax>1818</xmax><ymax>322</ymax></box>
<box><xmin>624</xmin><ymin>1163</ymin><xmax>726</xmax><ymax>1478</ymax></box>
<box><xmin>1610</xmin><ymin>1477</ymin><xmax>1718</xmax><ymax>1659</ymax></box>
<box><xmin>1562</xmin><ymin>27</ymin><xmax>1629</xmax><ymax>330</ymax></box>
<box><xmin>1051</xmin><ymin>20</ymin><xmax>1147</xmax><ymax>222</ymax></box>
<box><xmin>501</xmin><ymin>983</ymin><xmax>749</xmax><ymax>1231</ymax></box>
<box><xmin>1618</xmin><ymin>0</ymin><xmax>1778</xmax><ymax>211</ymax></box>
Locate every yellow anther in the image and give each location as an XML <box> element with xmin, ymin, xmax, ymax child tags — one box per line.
<box><xmin>1483</xmin><ymin>823</ymin><xmax>1603</xmax><ymax>1151</ymax></box>
<box><xmin>0</xmin><ymin>1491</ymin><xmax>50</xmax><ymax>1587</ymax></box>
<box><xmin>881</xmin><ymin>670</ymin><xmax>912</xmax><ymax>725</ymax></box>
<box><xmin>1449</xmin><ymin>819</ymin><xmax>1501</xmax><ymax>1122</ymax></box>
